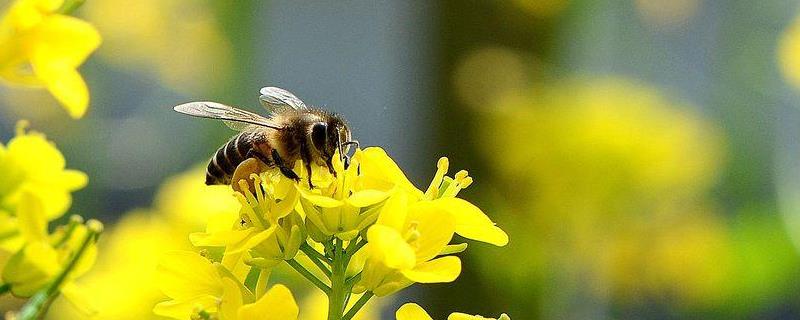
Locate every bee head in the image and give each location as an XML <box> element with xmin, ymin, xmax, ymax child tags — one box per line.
<box><xmin>310</xmin><ymin>115</ymin><xmax>352</xmax><ymax>166</ymax></box>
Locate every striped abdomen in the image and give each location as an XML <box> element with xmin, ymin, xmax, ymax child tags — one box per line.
<box><xmin>206</xmin><ymin>131</ymin><xmax>268</xmax><ymax>185</ymax></box>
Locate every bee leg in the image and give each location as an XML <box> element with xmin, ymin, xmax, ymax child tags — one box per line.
<box><xmin>326</xmin><ymin>157</ymin><xmax>337</xmax><ymax>178</ymax></box>
<box><xmin>305</xmin><ymin>161</ymin><xmax>314</xmax><ymax>189</ymax></box>
<box><xmin>271</xmin><ymin>149</ymin><xmax>301</xmax><ymax>183</ymax></box>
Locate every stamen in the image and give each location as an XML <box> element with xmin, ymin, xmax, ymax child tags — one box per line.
<box><xmin>404</xmin><ymin>221</ymin><xmax>421</xmax><ymax>244</ymax></box>
<box><xmin>440</xmin><ymin>170</ymin><xmax>473</xmax><ymax>198</ymax></box>
<box><xmin>424</xmin><ymin>157</ymin><xmax>449</xmax><ymax>199</ymax></box>
<box><xmin>249</xmin><ymin>173</ymin><xmax>265</xmax><ymax>204</ymax></box>
<box><xmin>15</xmin><ymin>120</ymin><xmax>29</xmax><ymax>136</ymax></box>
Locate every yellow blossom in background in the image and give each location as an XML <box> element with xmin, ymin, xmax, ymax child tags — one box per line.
<box><xmin>0</xmin><ymin>0</ymin><xmax>101</xmax><ymax>118</ymax></box>
<box><xmin>395</xmin><ymin>303</ymin><xmax>511</xmax><ymax>320</ymax></box>
<box><xmin>47</xmin><ymin>167</ymin><xmax>237</xmax><ymax>319</ymax></box>
<box><xmin>154</xmin><ymin>166</ymin><xmax>240</xmax><ymax>234</ymax></box>
<box><xmin>0</xmin><ymin>121</ymin><xmax>87</xmax><ymax>251</ymax></box>
<box><xmin>84</xmin><ymin>0</ymin><xmax>230</xmax><ymax>94</ymax></box>
<box><xmin>1</xmin><ymin>191</ymin><xmax>102</xmax><ymax>317</ymax></box>
<box><xmin>779</xmin><ymin>13</ymin><xmax>800</xmax><ymax>90</ymax></box>
<box><xmin>473</xmin><ymin>78</ymin><xmax>728</xmax><ymax>311</ymax></box>
<box><xmin>1</xmin><ymin>193</ymin><xmax>96</xmax><ymax>298</ymax></box>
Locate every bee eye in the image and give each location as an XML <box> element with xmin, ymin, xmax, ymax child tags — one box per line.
<box><xmin>311</xmin><ymin>122</ymin><xmax>328</xmax><ymax>153</ymax></box>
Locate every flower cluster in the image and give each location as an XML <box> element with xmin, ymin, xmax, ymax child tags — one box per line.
<box><xmin>155</xmin><ymin>147</ymin><xmax>510</xmax><ymax>319</ymax></box>
<box><xmin>0</xmin><ymin>121</ymin><xmax>102</xmax><ymax>319</ymax></box>
<box><xmin>0</xmin><ymin>0</ymin><xmax>101</xmax><ymax>118</ymax></box>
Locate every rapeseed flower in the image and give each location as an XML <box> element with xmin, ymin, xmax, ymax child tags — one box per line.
<box><xmin>0</xmin><ymin>121</ymin><xmax>87</xmax><ymax>229</ymax></box>
<box><xmin>296</xmin><ymin>148</ymin><xmax>393</xmax><ymax>242</ymax></box>
<box><xmin>1</xmin><ymin>192</ymin><xmax>101</xmax><ymax>316</ymax></box>
<box><xmin>154</xmin><ymin>250</ymin><xmax>298</xmax><ymax>320</ymax></box>
<box><xmin>0</xmin><ymin>0</ymin><xmax>101</xmax><ymax>118</ymax></box>
<box><xmin>191</xmin><ymin>171</ymin><xmax>303</xmax><ymax>271</ymax></box>
<box><xmin>395</xmin><ymin>303</ymin><xmax>510</xmax><ymax>320</ymax></box>
<box><xmin>153</xmin><ymin>146</ymin><xmax>507</xmax><ymax>319</ymax></box>
<box><xmin>48</xmin><ymin>167</ymin><xmax>239</xmax><ymax>319</ymax></box>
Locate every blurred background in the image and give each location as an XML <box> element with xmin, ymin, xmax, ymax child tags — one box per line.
<box><xmin>3</xmin><ymin>0</ymin><xmax>800</xmax><ymax>319</ymax></box>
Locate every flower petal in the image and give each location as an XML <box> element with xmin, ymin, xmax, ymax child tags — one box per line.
<box><xmin>367</xmin><ymin>225</ymin><xmax>415</xmax><ymax>270</ymax></box>
<box><xmin>34</xmin><ymin>62</ymin><xmax>89</xmax><ymax>118</ymax></box>
<box><xmin>60</xmin><ymin>283</ymin><xmax>97</xmax><ymax>316</ymax></box>
<box><xmin>220</xmin><ymin>278</ymin><xmax>243</xmax><ymax>320</ymax></box>
<box><xmin>347</xmin><ymin>189</ymin><xmax>390</xmax><ymax>207</ymax></box>
<box><xmin>16</xmin><ymin>192</ymin><xmax>47</xmax><ymax>242</ymax></box>
<box><xmin>401</xmin><ymin>256</ymin><xmax>461</xmax><ymax>284</ymax></box>
<box><xmin>154</xmin><ymin>251</ymin><xmax>222</xmax><ymax>300</ymax></box>
<box><xmin>376</xmin><ymin>190</ymin><xmax>408</xmax><ymax>231</ymax></box>
<box><xmin>358</xmin><ymin>147</ymin><xmax>422</xmax><ymax>197</ymax></box>
<box><xmin>190</xmin><ymin>229</ymin><xmax>253</xmax><ymax>248</ymax></box>
<box><xmin>408</xmin><ymin>201</ymin><xmax>456</xmax><ymax>263</ymax></box>
<box><xmin>434</xmin><ymin>198</ymin><xmax>508</xmax><ymax>246</ymax></box>
<box><xmin>152</xmin><ymin>295</ymin><xmax>219</xmax><ymax>320</ymax></box>
<box><xmin>297</xmin><ymin>188</ymin><xmax>343</xmax><ymax>208</ymax></box>
<box><xmin>396</xmin><ymin>303</ymin><xmax>434</xmax><ymax>320</ymax></box>
<box><xmin>238</xmin><ymin>284</ymin><xmax>299</xmax><ymax>320</ymax></box>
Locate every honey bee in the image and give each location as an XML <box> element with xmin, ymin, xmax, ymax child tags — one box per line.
<box><xmin>174</xmin><ymin>87</ymin><xmax>357</xmax><ymax>189</ymax></box>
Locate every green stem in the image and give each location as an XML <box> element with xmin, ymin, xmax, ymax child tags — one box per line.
<box><xmin>301</xmin><ymin>243</ymin><xmax>332</xmax><ymax>265</ymax></box>
<box><xmin>16</xmin><ymin>220</ymin><xmax>101</xmax><ymax>320</ymax></box>
<box><xmin>57</xmin><ymin>0</ymin><xmax>86</xmax><ymax>14</ymax></box>
<box><xmin>344</xmin><ymin>271</ymin><xmax>362</xmax><ymax>289</ymax></box>
<box><xmin>345</xmin><ymin>238</ymin><xmax>367</xmax><ymax>258</ymax></box>
<box><xmin>286</xmin><ymin>259</ymin><xmax>330</xmax><ymax>294</ymax></box>
<box><xmin>341</xmin><ymin>292</ymin><xmax>373</xmax><ymax>320</ymax></box>
<box><xmin>304</xmin><ymin>249</ymin><xmax>332</xmax><ymax>278</ymax></box>
<box><xmin>327</xmin><ymin>238</ymin><xmax>347</xmax><ymax>320</ymax></box>
<box><xmin>0</xmin><ymin>283</ymin><xmax>10</xmax><ymax>296</ymax></box>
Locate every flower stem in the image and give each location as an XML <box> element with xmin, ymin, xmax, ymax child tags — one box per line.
<box><xmin>286</xmin><ymin>259</ymin><xmax>330</xmax><ymax>294</ymax></box>
<box><xmin>16</xmin><ymin>220</ymin><xmax>102</xmax><ymax>320</ymax></box>
<box><xmin>302</xmin><ymin>243</ymin><xmax>332</xmax><ymax>265</ymax></box>
<box><xmin>57</xmin><ymin>0</ymin><xmax>86</xmax><ymax>14</ymax></box>
<box><xmin>327</xmin><ymin>238</ymin><xmax>347</xmax><ymax>320</ymax></box>
<box><xmin>301</xmin><ymin>245</ymin><xmax>332</xmax><ymax>277</ymax></box>
<box><xmin>341</xmin><ymin>291</ymin><xmax>373</xmax><ymax>320</ymax></box>
<box><xmin>345</xmin><ymin>238</ymin><xmax>367</xmax><ymax>258</ymax></box>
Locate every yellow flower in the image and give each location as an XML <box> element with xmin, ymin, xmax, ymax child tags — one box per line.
<box><xmin>296</xmin><ymin>148</ymin><xmax>393</xmax><ymax>242</ymax></box>
<box><xmin>395</xmin><ymin>303</ymin><xmax>511</xmax><ymax>320</ymax></box>
<box><xmin>154</xmin><ymin>165</ymin><xmax>240</xmax><ymax>234</ymax></box>
<box><xmin>361</xmin><ymin>149</ymin><xmax>508</xmax><ymax>246</ymax></box>
<box><xmin>48</xmin><ymin>167</ymin><xmax>239</xmax><ymax>319</ymax></box>
<box><xmin>352</xmin><ymin>157</ymin><xmax>508</xmax><ymax>296</ymax></box>
<box><xmin>0</xmin><ymin>121</ymin><xmax>87</xmax><ymax>250</ymax></box>
<box><xmin>0</xmin><ymin>0</ymin><xmax>101</xmax><ymax>118</ymax></box>
<box><xmin>191</xmin><ymin>171</ymin><xmax>303</xmax><ymax>271</ymax></box>
<box><xmin>153</xmin><ymin>250</ymin><xmax>298</xmax><ymax>320</ymax></box>
<box><xmin>1</xmin><ymin>192</ymin><xmax>100</xmax><ymax>314</ymax></box>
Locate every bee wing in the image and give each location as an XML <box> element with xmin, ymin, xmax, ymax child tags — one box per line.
<box><xmin>173</xmin><ymin>102</ymin><xmax>283</xmax><ymax>130</ymax></box>
<box><xmin>222</xmin><ymin>121</ymin><xmax>259</xmax><ymax>132</ymax></box>
<box><xmin>259</xmin><ymin>87</ymin><xmax>308</xmax><ymax>113</ymax></box>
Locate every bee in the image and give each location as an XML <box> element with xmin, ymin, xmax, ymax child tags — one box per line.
<box><xmin>174</xmin><ymin>86</ymin><xmax>357</xmax><ymax>189</ymax></box>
